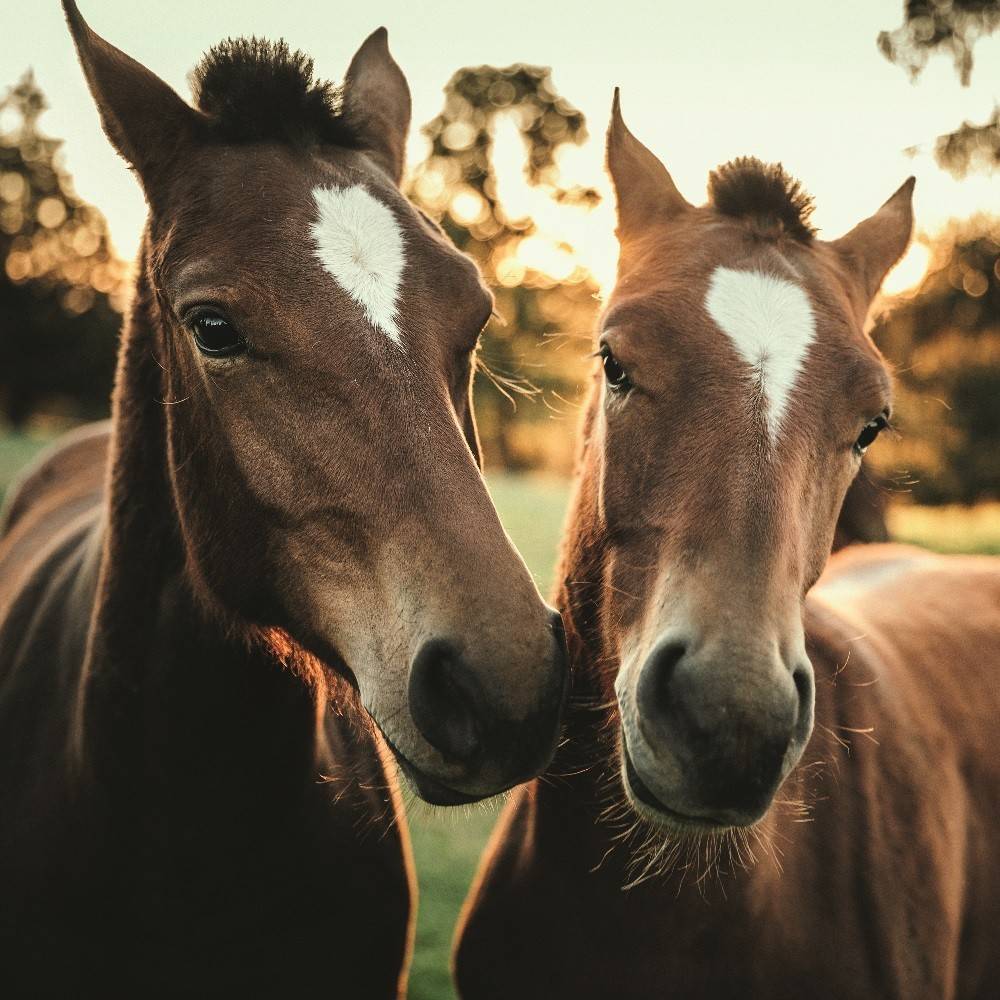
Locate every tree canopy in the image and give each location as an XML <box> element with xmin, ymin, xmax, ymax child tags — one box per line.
<box><xmin>878</xmin><ymin>0</ymin><xmax>1000</xmax><ymax>85</ymax></box>
<box><xmin>880</xmin><ymin>1</ymin><xmax>999</xmax><ymax>178</ymax></box>
<box><xmin>873</xmin><ymin>218</ymin><xmax>1000</xmax><ymax>503</ymax></box>
<box><xmin>407</xmin><ymin>64</ymin><xmax>600</xmax><ymax>470</ymax></box>
<box><xmin>0</xmin><ymin>71</ymin><xmax>124</xmax><ymax>427</ymax></box>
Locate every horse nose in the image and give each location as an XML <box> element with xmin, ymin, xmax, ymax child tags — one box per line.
<box><xmin>636</xmin><ymin>638</ymin><xmax>811</xmax><ymax>817</ymax></box>
<box><xmin>408</xmin><ymin>639</ymin><xmax>484</xmax><ymax>766</ymax></box>
<box><xmin>505</xmin><ymin>609</ymin><xmax>569</xmax><ymax>779</ymax></box>
<box><xmin>408</xmin><ymin>618</ymin><xmax>568</xmax><ymax>778</ymax></box>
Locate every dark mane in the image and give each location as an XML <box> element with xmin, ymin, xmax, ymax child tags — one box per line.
<box><xmin>190</xmin><ymin>37</ymin><xmax>360</xmax><ymax>148</ymax></box>
<box><xmin>707</xmin><ymin>157</ymin><xmax>816</xmax><ymax>242</ymax></box>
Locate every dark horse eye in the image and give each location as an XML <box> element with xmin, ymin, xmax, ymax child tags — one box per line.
<box><xmin>190</xmin><ymin>311</ymin><xmax>246</xmax><ymax>358</ymax></box>
<box><xmin>854</xmin><ymin>413</ymin><xmax>889</xmax><ymax>454</ymax></box>
<box><xmin>600</xmin><ymin>345</ymin><xmax>631</xmax><ymax>392</ymax></box>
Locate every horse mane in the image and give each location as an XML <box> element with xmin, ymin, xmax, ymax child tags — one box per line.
<box><xmin>707</xmin><ymin>157</ymin><xmax>816</xmax><ymax>242</ymax></box>
<box><xmin>190</xmin><ymin>37</ymin><xmax>361</xmax><ymax>148</ymax></box>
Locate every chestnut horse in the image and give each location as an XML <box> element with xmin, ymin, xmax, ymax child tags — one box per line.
<box><xmin>0</xmin><ymin>4</ymin><xmax>567</xmax><ymax>995</ymax></box>
<box><xmin>454</xmin><ymin>96</ymin><xmax>1000</xmax><ymax>999</ymax></box>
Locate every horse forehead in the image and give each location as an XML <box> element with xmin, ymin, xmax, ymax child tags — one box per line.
<box><xmin>309</xmin><ymin>183</ymin><xmax>407</xmax><ymax>347</ymax></box>
<box><xmin>703</xmin><ymin>265</ymin><xmax>817</xmax><ymax>440</ymax></box>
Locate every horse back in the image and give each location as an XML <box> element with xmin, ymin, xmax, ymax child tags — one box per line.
<box><xmin>808</xmin><ymin>544</ymin><xmax>1000</xmax><ymax>997</ymax></box>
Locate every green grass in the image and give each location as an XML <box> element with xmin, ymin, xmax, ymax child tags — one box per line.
<box><xmin>482</xmin><ymin>473</ymin><xmax>570</xmax><ymax>597</ymax></box>
<box><xmin>5</xmin><ymin>433</ymin><xmax>1000</xmax><ymax>997</ymax></box>
<box><xmin>0</xmin><ymin>430</ymin><xmax>57</xmax><ymax>508</ymax></box>
<box><xmin>890</xmin><ymin>502</ymin><xmax>1000</xmax><ymax>556</ymax></box>
<box><xmin>405</xmin><ymin>803</ymin><xmax>502</xmax><ymax>1000</ymax></box>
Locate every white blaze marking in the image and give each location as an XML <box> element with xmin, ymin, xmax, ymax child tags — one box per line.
<box><xmin>310</xmin><ymin>184</ymin><xmax>405</xmax><ymax>345</ymax></box>
<box><xmin>705</xmin><ymin>266</ymin><xmax>816</xmax><ymax>440</ymax></box>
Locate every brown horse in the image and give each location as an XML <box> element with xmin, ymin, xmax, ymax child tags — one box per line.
<box><xmin>0</xmin><ymin>4</ymin><xmax>567</xmax><ymax>995</ymax></box>
<box><xmin>454</xmin><ymin>96</ymin><xmax>1000</xmax><ymax>999</ymax></box>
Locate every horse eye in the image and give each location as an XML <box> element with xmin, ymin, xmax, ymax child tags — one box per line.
<box><xmin>854</xmin><ymin>413</ymin><xmax>889</xmax><ymax>455</ymax></box>
<box><xmin>600</xmin><ymin>346</ymin><xmax>631</xmax><ymax>392</ymax></box>
<box><xmin>190</xmin><ymin>311</ymin><xmax>246</xmax><ymax>358</ymax></box>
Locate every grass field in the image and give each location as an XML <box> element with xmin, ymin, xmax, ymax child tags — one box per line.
<box><xmin>3</xmin><ymin>429</ymin><xmax>1000</xmax><ymax>998</ymax></box>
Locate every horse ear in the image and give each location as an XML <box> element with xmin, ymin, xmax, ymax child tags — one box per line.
<box><xmin>342</xmin><ymin>28</ymin><xmax>411</xmax><ymax>185</ymax></box>
<box><xmin>62</xmin><ymin>2</ymin><xmax>198</xmax><ymax>195</ymax></box>
<box><xmin>830</xmin><ymin>178</ymin><xmax>915</xmax><ymax>303</ymax></box>
<box><xmin>606</xmin><ymin>89</ymin><xmax>691</xmax><ymax>241</ymax></box>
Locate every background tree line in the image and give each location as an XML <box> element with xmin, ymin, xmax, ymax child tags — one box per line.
<box><xmin>1</xmin><ymin>0</ymin><xmax>997</xmax><ymax>503</ymax></box>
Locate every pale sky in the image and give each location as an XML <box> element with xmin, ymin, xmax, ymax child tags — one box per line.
<box><xmin>3</xmin><ymin>0</ymin><xmax>997</xmax><ymax>293</ymax></box>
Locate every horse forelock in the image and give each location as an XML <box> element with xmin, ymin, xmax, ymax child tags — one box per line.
<box><xmin>708</xmin><ymin>157</ymin><xmax>816</xmax><ymax>243</ymax></box>
<box><xmin>189</xmin><ymin>36</ymin><xmax>361</xmax><ymax>148</ymax></box>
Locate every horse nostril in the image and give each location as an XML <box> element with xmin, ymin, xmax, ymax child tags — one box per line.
<box><xmin>792</xmin><ymin>661</ymin><xmax>813</xmax><ymax>719</ymax></box>
<box><xmin>548</xmin><ymin>609</ymin><xmax>566</xmax><ymax>642</ymax></box>
<box><xmin>637</xmin><ymin>639</ymin><xmax>687</xmax><ymax>714</ymax></box>
<box><xmin>408</xmin><ymin>639</ymin><xmax>483</xmax><ymax>766</ymax></box>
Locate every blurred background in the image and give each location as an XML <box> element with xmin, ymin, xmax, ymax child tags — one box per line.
<box><xmin>1</xmin><ymin>1</ymin><xmax>997</xmax><ymax>997</ymax></box>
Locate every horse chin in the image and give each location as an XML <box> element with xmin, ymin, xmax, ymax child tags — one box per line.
<box><xmin>620</xmin><ymin>745</ymin><xmax>742</xmax><ymax>836</ymax></box>
<box><xmin>372</xmin><ymin>722</ymin><xmax>487</xmax><ymax>806</ymax></box>
<box><xmin>392</xmin><ymin>751</ymin><xmax>488</xmax><ymax>806</ymax></box>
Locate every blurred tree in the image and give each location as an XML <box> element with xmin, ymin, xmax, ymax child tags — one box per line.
<box><xmin>0</xmin><ymin>71</ymin><xmax>124</xmax><ymax>428</ymax></box>
<box><xmin>408</xmin><ymin>65</ymin><xmax>601</xmax><ymax>470</ymax></box>
<box><xmin>934</xmin><ymin>105</ymin><xmax>1000</xmax><ymax>178</ymax></box>
<box><xmin>876</xmin><ymin>4</ymin><xmax>999</xmax><ymax>506</ymax></box>
<box><xmin>880</xmin><ymin>1</ymin><xmax>999</xmax><ymax>177</ymax></box>
<box><xmin>878</xmin><ymin>0</ymin><xmax>1000</xmax><ymax>85</ymax></box>
<box><xmin>871</xmin><ymin>217</ymin><xmax>1000</xmax><ymax>503</ymax></box>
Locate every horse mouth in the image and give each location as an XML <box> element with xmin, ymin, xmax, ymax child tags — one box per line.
<box><xmin>621</xmin><ymin>744</ymin><xmax>733</xmax><ymax>833</ymax></box>
<box><xmin>376</xmin><ymin>727</ymin><xmax>486</xmax><ymax>806</ymax></box>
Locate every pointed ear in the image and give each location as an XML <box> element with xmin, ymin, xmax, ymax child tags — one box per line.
<box><xmin>830</xmin><ymin>178</ymin><xmax>915</xmax><ymax>303</ymax></box>
<box><xmin>606</xmin><ymin>89</ymin><xmax>691</xmax><ymax>241</ymax></box>
<box><xmin>62</xmin><ymin>1</ymin><xmax>199</xmax><ymax>194</ymax></box>
<box><xmin>342</xmin><ymin>28</ymin><xmax>411</xmax><ymax>185</ymax></box>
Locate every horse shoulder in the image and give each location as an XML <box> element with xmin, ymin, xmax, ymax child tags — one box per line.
<box><xmin>806</xmin><ymin>548</ymin><xmax>1000</xmax><ymax>997</ymax></box>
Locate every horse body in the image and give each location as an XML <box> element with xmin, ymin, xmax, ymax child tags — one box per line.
<box><xmin>455</xmin><ymin>99</ymin><xmax>1000</xmax><ymax>999</ymax></box>
<box><xmin>458</xmin><ymin>547</ymin><xmax>1000</xmax><ymax>1000</ymax></box>
<box><xmin>0</xmin><ymin>4</ymin><xmax>569</xmax><ymax>992</ymax></box>
<box><xmin>0</xmin><ymin>310</ymin><xmax>412</xmax><ymax>996</ymax></box>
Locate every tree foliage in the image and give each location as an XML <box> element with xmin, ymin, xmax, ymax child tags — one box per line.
<box><xmin>0</xmin><ymin>72</ymin><xmax>124</xmax><ymax>427</ymax></box>
<box><xmin>407</xmin><ymin>65</ymin><xmax>600</xmax><ymax>470</ymax></box>
<box><xmin>872</xmin><ymin>218</ymin><xmax>1000</xmax><ymax>503</ymax></box>
<box><xmin>880</xmin><ymin>1</ymin><xmax>1000</xmax><ymax>179</ymax></box>
<box><xmin>933</xmin><ymin>105</ymin><xmax>1000</xmax><ymax>178</ymax></box>
<box><xmin>878</xmin><ymin>0</ymin><xmax>1000</xmax><ymax>85</ymax></box>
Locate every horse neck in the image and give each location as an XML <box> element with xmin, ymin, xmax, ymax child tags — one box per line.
<box><xmin>76</xmin><ymin>244</ymin><xmax>322</xmax><ymax>785</ymax></box>
<box><xmin>549</xmin><ymin>438</ymin><xmax>623</xmax><ymax>787</ymax></box>
<box><xmin>552</xmin><ymin>399</ymin><xmax>619</xmax><ymax>712</ymax></box>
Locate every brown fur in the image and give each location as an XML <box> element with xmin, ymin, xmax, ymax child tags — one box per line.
<box><xmin>454</xmin><ymin>100</ymin><xmax>1000</xmax><ymax>999</ymax></box>
<box><xmin>0</xmin><ymin>4</ymin><xmax>567</xmax><ymax>994</ymax></box>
